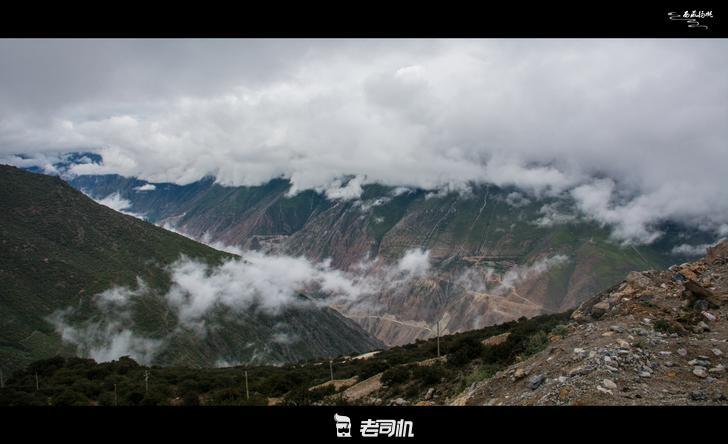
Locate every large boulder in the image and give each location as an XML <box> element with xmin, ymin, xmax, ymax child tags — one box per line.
<box><xmin>705</xmin><ymin>240</ymin><xmax>728</xmax><ymax>265</ymax></box>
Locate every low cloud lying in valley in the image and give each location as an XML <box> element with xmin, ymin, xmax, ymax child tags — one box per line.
<box><xmin>47</xmin><ymin>247</ymin><xmax>434</xmax><ymax>364</ymax></box>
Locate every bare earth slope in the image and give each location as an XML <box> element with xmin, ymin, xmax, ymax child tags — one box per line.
<box><xmin>450</xmin><ymin>241</ymin><xmax>728</xmax><ymax>405</ymax></box>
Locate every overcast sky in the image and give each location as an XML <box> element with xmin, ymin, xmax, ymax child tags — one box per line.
<box><xmin>1</xmin><ymin>39</ymin><xmax>727</xmax><ymax>243</ymax></box>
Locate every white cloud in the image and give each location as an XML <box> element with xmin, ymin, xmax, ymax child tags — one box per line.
<box><xmin>48</xmin><ymin>246</ymin><xmax>433</xmax><ymax>362</ymax></box>
<box><xmin>532</xmin><ymin>202</ymin><xmax>577</xmax><ymax>228</ymax></box>
<box><xmin>47</xmin><ymin>282</ymin><xmax>164</xmax><ymax>364</ymax></box>
<box><xmin>395</xmin><ymin>248</ymin><xmax>430</xmax><ymax>277</ymax></box>
<box><xmin>498</xmin><ymin>255</ymin><xmax>569</xmax><ymax>293</ymax></box>
<box><xmin>82</xmin><ymin>190</ymin><xmax>146</xmax><ymax>220</ymax></box>
<box><xmin>671</xmin><ymin>238</ymin><xmax>726</xmax><ymax>257</ymax></box>
<box><xmin>133</xmin><ymin>183</ymin><xmax>156</xmax><ymax>191</ymax></box>
<box><xmin>2</xmin><ymin>40</ymin><xmax>727</xmax><ymax>243</ymax></box>
<box><xmin>505</xmin><ymin>192</ymin><xmax>530</xmax><ymax>208</ymax></box>
<box><xmin>320</xmin><ymin>175</ymin><xmax>366</xmax><ymax>201</ymax></box>
<box><xmin>95</xmin><ymin>192</ymin><xmax>132</xmax><ymax>212</ymax></box>
<box><xmin>455</xmin><ymin>254</ymin><xmax>570</xmax><ymax>296</ymax></box>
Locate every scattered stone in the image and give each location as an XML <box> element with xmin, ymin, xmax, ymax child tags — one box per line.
<box><xmin>482</xmin><ymin>332</ymin><xmax>511</xmax><ymax>347</ymax></box>
<box><xmin>616</xmin><ymin>339</ymin><xmax>630</xmax><ymax>348</ymax></box>
<box><xmin>597</xmin><ymin>386</ymin><xmax>613</xmax><ymax>395</ymax></box>
<box><xmin>558</xmin><ymin>387</ymin><xmax>570</xmax><ymax>400</ymax></box>
<box><xmin>639</xmin><ymin>371</ymin><xmax>652</xmax><ymax>378</ymax></box>
<box><xmin>591</xmin><ymin>301</ymin><xmax>610</xmax><ymax>319</ymax></box>
<box><xmin>708</xmin><ymin>365</ymin><xmax>725</xmax><ymax>374</ymax></box>
<box><xmin>610</xmin><ymin>325</ymin><xmax>625</xmax><ymax>333</ymax></box>
<box><xmin>424</xmin><ymin>388</ymin><xmax>434</xmax><ymax>400</ymax></box>
<box><xmin>690</xmin><ymin>391</ymin><xmax>707</xmax><ymax>401</ymax></box>
<box><xmin>528</xmin><ymin>374</ymin><xmax>545</xmax><ymax>390</ymax></box>
<box><xmin>513</xmin><ymin>368</ymin><xmax>527</xmax><ymax>380</ymax></box>
<box><xmin>693</xmin><ymin>367</ymin><xmax>708</xmax><ymax>378</ymax></box>
<box><xmin>702</xmin><ymin>311</ymin><xmax>717</xmax><ymax>322</ymax></box>
<box><xmin>695</xmin><ymin>321</ymin><xmax>710</xmax><ymax>333</ymax></box>
<box><xmin>602</xmin><ymin>379</ymin><xmax>618</xmax><ymax>390</ymax></box>
<box><xmin>712</xmin><ymin>348</ymin><xmax>723</xmax><ymax>357</ymax></box>
<box><xmin>677</xmin><ymin>348</ymin><xmax>688</xmax><ymax>357</ymax></box>
<box><xmin>627</xmin><ymin>271</ymin><xmax>652</xmax><ymax>290</ymax></box>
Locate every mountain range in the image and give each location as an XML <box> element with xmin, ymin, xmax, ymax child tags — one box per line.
<box><xmin>57</xmin><ymin>154</ymin><xmax>713</xmax><ymax>347</ymax></box>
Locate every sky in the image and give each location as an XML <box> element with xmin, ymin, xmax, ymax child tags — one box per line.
<box><xmin>1</xmin><ymin>39</ymin><xmax>727</xmax><ymax>243</ymax></box>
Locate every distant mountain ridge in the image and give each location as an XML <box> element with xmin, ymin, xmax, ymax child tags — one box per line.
<box><xmin>18</xmin><ymin>154</ymin><xmax>716</xmax><ymax>347</ymax></box>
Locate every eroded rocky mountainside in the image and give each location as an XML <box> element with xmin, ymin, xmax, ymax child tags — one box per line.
<box><xmin>4</xmin><ymin>242</ymin><xmax>725</xmax><ymax>406</ymax></box>
<box><xmin>0</xmin><ymin>165</ymin><xmax>382</xmax><ymax>373</ymax></box>
<box><xmin>67</xmin><ymin>169</ymin><xmax>710</xmax><ymax>347</ymax></box>
<box><xmin>450</xmin><ymin>240</ymin><xmax>728</xmax><ymax>405</ymax></box>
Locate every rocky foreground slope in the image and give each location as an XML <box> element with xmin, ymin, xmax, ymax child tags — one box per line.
<box><xmin>450</xmin><ymin>240</ymin><xmax>728</xmax><ymax>405</ymax></box>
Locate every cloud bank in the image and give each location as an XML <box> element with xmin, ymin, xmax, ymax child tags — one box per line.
<box><xmin>2</xmin><ymin>39</ymin><xmax>727</xmax><ymax>243</ymax></box>
<box><xmin>48</xmin><ymin>248</ymin><xmax>431</xmax><ymax>362</ymax></box>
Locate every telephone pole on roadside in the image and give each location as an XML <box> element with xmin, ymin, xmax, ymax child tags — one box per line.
<box><xmin>244</xmin><ymin>370</ymin><xmax>249</xmax><ymax>400</ymax></box>
<box><xmin>436</xmin><ymin>321</ymin><xmax>440</xmax><ymax>358</ymax></box>
<box><xmin>144</xmin><ymin>370</ymin><xmax>149</xmax><ymax>394</ymax></box>
<box><xmin>35</xmin><ymin>372</ymin><xmax>39</xmax><ymax>391</ymax></box>
<box><xmin>329</xmin><ymin>360</ymin><xmax>334</xmax><ymax>382</ymax></box>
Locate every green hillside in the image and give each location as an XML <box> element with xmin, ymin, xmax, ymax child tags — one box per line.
<box><xmin>0</xmin><ymin>165</ymin><xmax>382</xmax><ymax>373</ymax></box>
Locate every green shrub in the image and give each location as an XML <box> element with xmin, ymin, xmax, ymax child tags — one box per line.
<box><xmin>412</xmin><ymin>364</ymin><xmax>446</xmax><ymax>385</ymax></box>
<box><xmin>53</xmin><ymin>389</ymin><xmax>89</xmax><ymax>406</ymax></box>
<box><xmin>447</xmin><ymin>336</ymin><xmax>483</xmax><ymax>367</ymax></box>
<box><xmin>381</xmin><ymin>366</ymin><xmax>410</xmax><ymax>386</ymax></box>
<box><xmin>524</xmin><ymin>331</ymin><xmax>549</xmax><ymax>356</ymax></box>
<box><xmin>182</xmin><ymin>391</ymin><xmax>200</xmax><ymax>406</ymax></box>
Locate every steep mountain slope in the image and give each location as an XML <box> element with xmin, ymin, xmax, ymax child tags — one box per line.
<box><xmin>67</xmin><ymin>171</ymin><xmax>711</xmax><ymax>347</ymax></box>
<box><xmin>0</xmin><ymin>165</ymin><xmax>382</xmax><ymax>373</ymax></box>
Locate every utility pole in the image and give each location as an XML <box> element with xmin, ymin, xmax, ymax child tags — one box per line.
<box><xmin>436</xmin><ymin>321</ymin><xmax>440</xmax><ymax>358</ymax></box>
<box><xmin>244</xmin><ymin>371</ymin><xmax>249</xmax><ymax>400</ymax></box>
<box><xmin>114</xmin><ymin>384</ymin><xmax>118</xmax><ymax>406</ymax></box>
<box><xmin>329</xmin><ymin>360</ymin><xmax>334</xmax><ymax>382</ymax></box>
<box><xmin>144</xmin><ymin>370</ymin><xmax>149</xmax><ymax>394</ymax></box>
<box><xmin>35</xmin><ymin>372</ymin><xmax>39</xmax><ymax>391</ymax></box>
